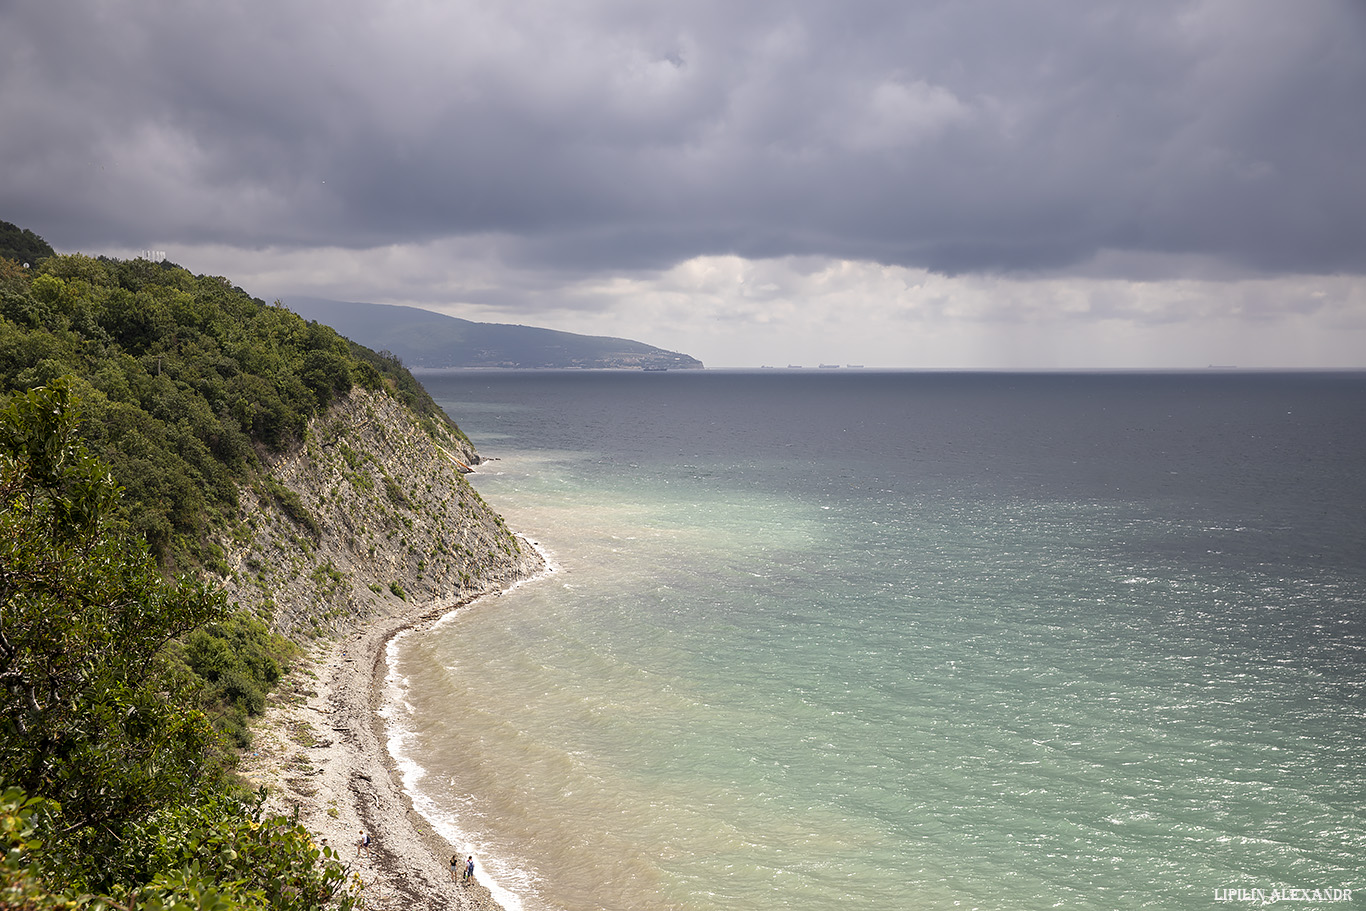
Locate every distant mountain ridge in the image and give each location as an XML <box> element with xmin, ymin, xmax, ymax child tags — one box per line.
<box><xmin>285</xmin><ymin>297</ymin><xmax>703</xmax><ymax>370</ymax></box>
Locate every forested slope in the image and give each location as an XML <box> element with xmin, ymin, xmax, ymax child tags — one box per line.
<box><xmin>0</xmin><ymin>235</ymin><xmax>534</xmax><ymax>907</ymax></box>
<box><xmin>0</xmin><ymin>251</ymin><xmax>468</xmax><ymax>571</ymax></box>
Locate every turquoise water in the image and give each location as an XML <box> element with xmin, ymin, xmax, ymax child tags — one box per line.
<box><xmin>384</xmin><ymin>371</ymin><xmax>1365</xmax><ymax>910</ymax></box>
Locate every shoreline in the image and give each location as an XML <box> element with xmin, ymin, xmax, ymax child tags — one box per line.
<box><xmin>240</xmin><ymin>542</ymin><xmax>550</xmax><ymax>910</ymax></box>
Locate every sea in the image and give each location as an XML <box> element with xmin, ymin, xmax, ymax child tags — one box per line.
<box><xmin>381</xmin><ymin>370</ymin><xmax>1365</xmax><ymax>911</ymax></box>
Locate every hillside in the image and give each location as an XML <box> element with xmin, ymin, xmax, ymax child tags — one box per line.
<box><xmin>0</xmin><ymin>233</ymin><xmax>541</xmax><ymax>907</ymax></box>
<box><xmin>286</xmin><ymin>296</ymin><xmax>704</xmax><ymax>369</ymax></box>
<box><xmin>0</xmin><ymin>239</ymin><xmax>541</xmax><ymax>662</ymax></box>
<box><xmin>0</xmin><ymin>218</ymin><xmax>54</xmax><ymax>265</ymax></box>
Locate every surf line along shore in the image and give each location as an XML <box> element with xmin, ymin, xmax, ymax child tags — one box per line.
<box><xmin>240</xmin><ymin>539</ymin><xmax>550</xmax><ymax>911</ymax></box>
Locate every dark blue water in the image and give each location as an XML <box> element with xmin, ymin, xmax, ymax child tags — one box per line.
<box><xmin>387</xmin><ymin>370</ymin><xmax>1366</xmax><ymax>911</ymax></box>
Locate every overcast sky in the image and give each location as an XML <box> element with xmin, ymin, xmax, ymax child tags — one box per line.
<box><xmin>3</xmin><ymin>1</ymin><xmax>1363</xmax><ymax>367</ymax></box>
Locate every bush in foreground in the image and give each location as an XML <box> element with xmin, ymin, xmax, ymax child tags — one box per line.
<box><xmin>0</xmin><ymin>383</ymin><xmax>355</xmax><ymax>908</ymax></box>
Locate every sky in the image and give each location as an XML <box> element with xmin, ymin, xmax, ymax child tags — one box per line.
<box><xmin>2</xmin><ymin>1</ymin><xmax>1364</xmax><ymax>368</ymax></box>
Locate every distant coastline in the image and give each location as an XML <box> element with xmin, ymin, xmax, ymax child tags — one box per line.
<box><xmin>285</xmin><ymin>296</ymin><xmax>704</xmax><ymax>371</ymax></box>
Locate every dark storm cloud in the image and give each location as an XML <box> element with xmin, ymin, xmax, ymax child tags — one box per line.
<box><xmin>2</xmin><ymin>0</ymin><xmax>1363</xmax><ymax>278</ymax></box>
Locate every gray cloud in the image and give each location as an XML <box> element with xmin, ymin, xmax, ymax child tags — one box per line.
<box><xmin>2</xmin><ymin>0</ymin><xmax>1363</xmax><ymax>282</ymax></box>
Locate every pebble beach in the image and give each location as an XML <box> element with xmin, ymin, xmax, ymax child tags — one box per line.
<box><xmin>239</xmin><ymin>586</ymin><xmax>522</xmax><ymax>911</ymax></box>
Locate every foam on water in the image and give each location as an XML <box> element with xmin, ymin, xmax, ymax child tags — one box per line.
<box><xmin>382</xmin><ymin>542</ymin><xmax>567</xmax><ymax>911</ymax></box>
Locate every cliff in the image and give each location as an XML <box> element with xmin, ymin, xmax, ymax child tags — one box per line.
<box><xmin>214</xmin><ymin>385</ymin><xmax>542</xmax><ymax>639</ymax></box>
<box><xmin>224</xmin><ymin>383</ymin><xmax>542</xmax><ymax>909</ymax></box>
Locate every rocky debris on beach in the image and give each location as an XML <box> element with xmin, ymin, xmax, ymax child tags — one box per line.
<box><xmin>240</xmin><ymin>594</ymin><xmax>515</xmax><ymax>911</ymax></box>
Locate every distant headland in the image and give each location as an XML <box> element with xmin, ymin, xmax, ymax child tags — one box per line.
<box><xmin>285</xmin><ymin>296</ymin><xmax>703</xmax><ymax>370</ymax></box>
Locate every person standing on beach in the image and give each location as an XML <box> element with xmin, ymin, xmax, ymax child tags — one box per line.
<box><xmin>357</xmin><ymin>830</ymin><xmax>371</xmax><ymax>857</ymax></box>
<box><xmin>450</xmin><ymin>854</ymin><xmax>460</xmax><ymax>882</ymax></box>
<box><xmin>464</xmin><ymin>855</ymin><xmax>474</xmax><ymax>885</ymax></box>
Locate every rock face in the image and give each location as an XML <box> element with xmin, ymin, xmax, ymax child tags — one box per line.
<box><xmin>215</xmin><ymin>385</ymin><xmax>542</xmax><ymax>639</ymax></box>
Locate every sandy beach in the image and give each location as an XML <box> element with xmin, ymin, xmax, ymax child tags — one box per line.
<box><xmin>239</xmin><ymin>583</ymin><xmax>526</xmax><ymax>911</ymax></box>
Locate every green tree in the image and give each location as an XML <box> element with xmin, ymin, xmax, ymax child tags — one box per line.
<box><xmin>1</xmin><ymin>785</ymin><xmax>359</xmax><ymax>910</ymax></box>
<box><xmin>0</xmin><ymin>380</ymin><xmax>225</xmax><ymax>876</ymax></box>
<box><xmin>0</xmin><ymin>221</ymin><xmax>54</xmax><ymax>267</ymax></box>
<box><xmin>0</xmin><ymin>383</ymin><xmax>356</xmax><ymax>907</ymax></box>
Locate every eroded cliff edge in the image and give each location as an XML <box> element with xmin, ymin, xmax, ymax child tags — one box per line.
<box><xmin>214</xmin><ymin>384</ymin><xmax>542</xmax><ymax>640</ymax></box>
<box><xmin>223</xmin><ymin>383</ymin><xmax>538</xmax><ymax>908</ymax></box>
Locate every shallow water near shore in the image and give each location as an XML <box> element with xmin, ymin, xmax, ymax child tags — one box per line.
<box><xmin>384</xmin><ymin>370</ymin><xmax>1365</xmax><ymax>910</ymax></box>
